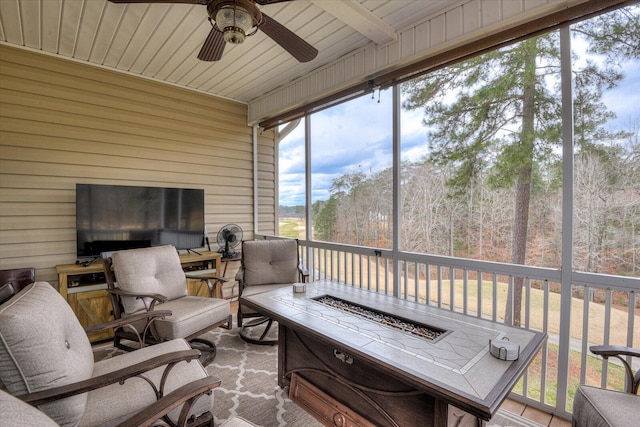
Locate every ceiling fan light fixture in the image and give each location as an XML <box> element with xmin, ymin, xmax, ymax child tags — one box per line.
<box><xmin>215</xmin><ymin>2</ymin><xmax>255</xmax><ymax>44</ymax></box>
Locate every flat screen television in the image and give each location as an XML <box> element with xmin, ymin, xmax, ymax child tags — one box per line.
<box><xmin>76</xmin><ymin>184</ymin><xmax>205</xmax><ymax>257</ymax></box>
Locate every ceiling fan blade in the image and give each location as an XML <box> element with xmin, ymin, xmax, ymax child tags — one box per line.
<box><xmin>109</xmin><ymin>0</ymin><xmax>207</xmax><ymax>4</ymax></box>
<box><xmin>198</xmin><ymin>28</ymin><xmax>226</xmax><ymax>61</ymax></box>
<box><xmin>260</xmin><ymin>13</ymin><xmax>318</xmax><ymax>63</ymax></box>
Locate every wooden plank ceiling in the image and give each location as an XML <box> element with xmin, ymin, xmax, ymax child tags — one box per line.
<box><xmin>0</xmin><ymin>0</ymin><xmax>449</xmax><ymax>105</ymax></box>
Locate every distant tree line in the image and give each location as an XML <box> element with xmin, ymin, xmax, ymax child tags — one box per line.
<box><xmin>279</xmin><ymin>205</ymin><xmax>305</xmax><ymax>218</ymax></box>
<box><xmin>312</xmin><ymin>123</ymin><xmax>639</xmax><ymax>278</ymax></box>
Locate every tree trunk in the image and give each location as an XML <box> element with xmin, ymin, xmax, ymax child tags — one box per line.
<box><xmin>507</xmin><ymin>168</ymin><xmax>532</xmax><ymax>325</ymax></box>
<box><xmin>505</xmin><ymin>41</ymin><xmax>537</xmax><ymax>326</ymax></box>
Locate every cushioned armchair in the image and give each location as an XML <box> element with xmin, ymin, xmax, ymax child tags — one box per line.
<box><xmin>572</xmin><ymin>345</ymin><xmax>640</xmax><ymax>427</ymax></box>
<box><xmin>0</xmin><ymin>282</ymin><xmax>220</xmax><ymax>427</ymax></box>
<box><xmin>102</xmin><ymin>245</ymin><xmax>231</xmax><ymax>366</ymax></box>
<box><xmin>236</xmin><ymin>239</ymin><xmax>309</xmax><ymax>345</ymax></box>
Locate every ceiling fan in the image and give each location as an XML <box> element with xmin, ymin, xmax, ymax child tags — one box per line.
<box><xmin>109</xmin><ymin>0</ymin><xmax>318</xmax><ymax>62</ymax></box>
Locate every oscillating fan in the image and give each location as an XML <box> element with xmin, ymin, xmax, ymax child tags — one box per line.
<box><xmin>217</xmin><ymin>224</ymin><xmax>243</xmax><ymax>258</ymax></box>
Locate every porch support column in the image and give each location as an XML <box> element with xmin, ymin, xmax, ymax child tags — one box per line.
<box><xmin>305</xmin><ymin>117</ymin><xmax>312</xmax><ymax>241</ymax></box>
<box><xmin>253</xmin><ymin>125</ymin><xmax>259</xmax><ymax>234</ymax></box>
<box><xmin>305</xmin><ymin>116</ymin><xmax>314</xmax><ymax>273</ymax></box>
<box><xmin>392</xmin><ymin>85</ymin><xmax>401</xmax><ymax>297</ymax></box>
<box><xmin>557</xmin><ymin>24</ymin><xmax>574</xmax><ymax>414</ymax></box>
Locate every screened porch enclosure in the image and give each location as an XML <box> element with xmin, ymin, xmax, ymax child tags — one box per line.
<box><xmin>270</xmin><ymin>7</ymin><xmax>640</xmax><ymax>421</ymax></box>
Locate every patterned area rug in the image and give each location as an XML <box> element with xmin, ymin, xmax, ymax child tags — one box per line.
<box><xmin>93</xmin><ymin>319</ymin><xmax>543</xmax><ymax>427</ymax></box>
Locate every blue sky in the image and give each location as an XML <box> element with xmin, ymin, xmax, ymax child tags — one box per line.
<box><xmin>278</xmin><ymin>45</ymin><xmax>639</xmax><ymax>207</ymax></box>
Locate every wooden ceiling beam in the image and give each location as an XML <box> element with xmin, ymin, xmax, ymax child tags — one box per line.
<box><xmin>310</xmin><ymin>0</ymin><xmax>397</xmax><ymax>45</ymax></box>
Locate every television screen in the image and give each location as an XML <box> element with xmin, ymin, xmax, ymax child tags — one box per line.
<box><xmin>76</xmin><ymin>184</ymin><xmax>205</xmax><ymax>257</ymax></box>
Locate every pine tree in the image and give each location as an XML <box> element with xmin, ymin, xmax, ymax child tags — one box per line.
<box><xmin>402</xmin><ymin>7</ymin><xmax>638</xmax><ymax>325</ymax></box>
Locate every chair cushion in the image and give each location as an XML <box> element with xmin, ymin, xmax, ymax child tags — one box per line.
<box><xmin>242</xmin><ymin>240</ymin><xmax>299</xmax><ymax>287</ymax></box>
<box><xmin>112</xmin><ymin>245</ymin><xmax>188</xmax><ymax>313</ymax></box>
<box><xmin>0</xmin><ymin>389</ymin><xmax>59</xmax><ymax>427</ymax></box>
<box><xmin>131</xmin><ymin>296</ymin><xmax>230</xmax><ymax>340</ymax></box>
<box><xmin>0</xmin><ymin>282</ymin><xmax>94</xmax><ymax>427</ymax></box>
<box><xmin>573</xmin><ymin>385</ymin><xmax>640</xmax><ymax>427</ymax></box>
<box><xmin>80</xmin><ymin>339</ymin><xmax>214</xmax><ymax>427</ymax></box>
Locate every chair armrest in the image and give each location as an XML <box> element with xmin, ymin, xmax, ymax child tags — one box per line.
<box><xmin>107</xmin><ymin>288</ymin><xmax>168</xmax><ymax>303</ymax></box>
<box><xmin>207</xmin><ymin>276</ymin><xmax>228</xmax><ymax>299</ymax></box>
<box><xmin>115</xmin><ymin>376</ymin><xmax>222</xmax><ymax>427</ymax></box>
<box><xmin>83</xmin><ymin>310</ymin><xmax>173</xmax><ymax>335</ymax></box>
<box><xmin>107</xmin><ymin>288</ymin><xmax>167</xmax><ymax>313</ymax></box>
<box><xmin>590</xmin><ymin>345</ymin><xmax>640</xmax><ymax>359</ymax></box>
<box><xmin>236</xmin><ymin>268</ymin><xmax>245</xmax><ymax>293</ymax></box>
<box><xmin>590</xmin><ymin>345</ymin><xmax>640</xmax><ymax>394</ymax></box>
<box><xmin>190</xmin><ymin>275</ymin><xmax>228</xmax><ymax>298</ymax></box>
<box><xmin>0</xmin><ymin>267</ymin><xmax>35</xmax><ymax>304</ymax></box>
<box><xmin>0</xmin><ymin>282</ymin><xmax>19</xmax><ymax>305</ymax></box>
<box><xmin>21</xmin><ymin>349</ymin><xmax>202</xmax><ymax>406</ymax></box>
<box><xmin>184</xmin><ymin>271</ymin><xmax>228</xmax><ymax>284</ymax></box>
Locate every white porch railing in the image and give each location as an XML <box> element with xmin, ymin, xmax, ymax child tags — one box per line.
<box><xmin>258</xmin><ymin>235</ymin><xmax>639</xmax><ymax>419</ymax></box>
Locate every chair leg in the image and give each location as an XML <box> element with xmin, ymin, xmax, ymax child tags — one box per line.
<box><xmin>239</xmin><ymin>316</ymin><xmax>277</xmax><ymax>345</ymax></box>
<box><xmin>222</xmin><ymin>314</ymin><xmax>232</xmax><ymax>330</ymax></box>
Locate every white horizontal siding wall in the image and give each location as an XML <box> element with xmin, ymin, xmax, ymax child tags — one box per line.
<box><xmin>248</xmin><ymin>0</ymin><xmax>588</xmax><ymax>124</ymax></box>
<box><xmin>0</xmin><ymin>45</ymin><xmax>272</xmax><ymax>285</ymax></box>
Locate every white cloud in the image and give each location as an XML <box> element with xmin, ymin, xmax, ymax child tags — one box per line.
<box><xmin>277</xmin><ymin>90</ymin><xmax>432</xmax><ymax>205</ymax></box>
<box><xmin>277</xmin><ymin>42</ymin><xmax>639</xmax><ymax>207</ymax></box>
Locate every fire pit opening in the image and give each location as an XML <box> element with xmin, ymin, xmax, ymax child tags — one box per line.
<box><xmin>313</xmin><ymin>295</ymin><xmax>448</xmax><ymax>341</ymax></box>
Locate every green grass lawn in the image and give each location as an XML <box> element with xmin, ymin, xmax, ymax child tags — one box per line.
<box><xmin>278</xmin><ymin>218</ymin><xmax>304</xmax><ymax>239</ymax></box>
<box><xmin>414</xmin><ymin>279</ymin><xmax>636</xmax><ymax>347</ymax></box>
<box><xmin>512</xmin><ymin>341</ymin><xmax>627</xmax><ymax>411</ymax></box>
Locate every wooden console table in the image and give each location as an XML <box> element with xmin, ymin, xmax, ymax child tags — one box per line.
<box><xmin>57</xmin><ymin>250</ymin><xmax>222</xmax><ymax>342</ymax></box>
<box><xmin>240</xmin><ymin>280</ymin><xmax>546</xmax><ymax>427</ymax></box>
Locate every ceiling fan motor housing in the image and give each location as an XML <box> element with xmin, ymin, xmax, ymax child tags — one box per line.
<box><xmin>209</xmin><ymin>0</ymin><xmax>262</xmax><ymax>44</ymax></box>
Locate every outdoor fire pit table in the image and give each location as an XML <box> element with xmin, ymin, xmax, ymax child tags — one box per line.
<box><xmin>240</xmin><ymin>279</ymin><xmax>546</xmax><ymax>427</ymax></box>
